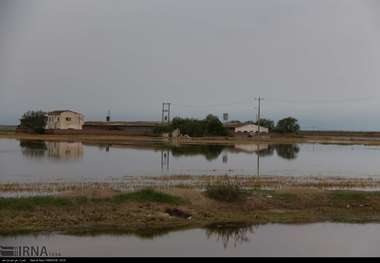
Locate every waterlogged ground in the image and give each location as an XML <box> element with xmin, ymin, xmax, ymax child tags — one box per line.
<box><xmin>2</xmin><ymin>138</ymin><xmax>380</xmax><ymax>257</ymax></box>
<box><xmin>1</xmin><ymin>138</ymin><xmax>380</xmax><ymax>183</ymax></box>
<box><xmin>3</xmin><ymin>223</ymin><xmax>380</xmax><ymax>257</ymax></box>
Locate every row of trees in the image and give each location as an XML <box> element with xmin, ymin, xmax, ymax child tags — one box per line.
<box><xmin>154</xmin><ymin>114</ymin><xmax>229</xmax><ymax>137</ymax></box>
<box><xmin>256</xmin><ymin>117</ymin><xmax>300</xmax><ymax>133</ymax></box>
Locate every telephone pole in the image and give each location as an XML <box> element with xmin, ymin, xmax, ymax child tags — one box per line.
<box><xmin>254</xmin><ymin>97</ymin><xmax>263</xmax><ymax>133</ymax></box>
<box><xmin>161</xmin><ymin>102</ymin><xmax>171</xmax><ymax>123</ymax></box>
<box><xmin>106</xmin><ymin>109</ymin><xmax>111</xmax><ymax>122</ymax></box>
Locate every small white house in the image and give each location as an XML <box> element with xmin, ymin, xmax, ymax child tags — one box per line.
<box><xmin>234</xmin><ymin>123</ymin><xmax>269</xmax><ymax>134</ymax></box>
<box><xmin>46</xmin><ymin>110</ymin><xmax>84</xmax><ymax>130</ymax></box>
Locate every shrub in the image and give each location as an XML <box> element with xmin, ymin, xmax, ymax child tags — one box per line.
<box><xmin>111</xmin><ymin>188</ymin><xmax>184</xmax><ymax>204</ymax></box>
<box><xmin>19</xmin><ymin>111</ymin><xmax>47</xmax><ymax>134</ymax></box>
<box><xmin>169</xmin><ymin>115</ymin><xmax>229</xmax><ymax>137</ymax></box>
<box><xmin>205</xmin><ymin>179</ymin><xmax>247</xmax><ymax>202</ymax></box>
<box><xmin>275</xmin><ymin>117</ymin><xmax>300</xmax><ymax>133</ymax></box>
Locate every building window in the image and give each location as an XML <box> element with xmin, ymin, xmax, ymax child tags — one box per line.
<box><xmin>66</xmin><ymin>117</ymin><xmax>71</xmax><ymax>121</ymax></box>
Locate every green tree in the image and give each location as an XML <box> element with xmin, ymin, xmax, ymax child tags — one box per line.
<box><xmin>204</xmin><ymin>114</ymin><xmax>228</xmax><ymax>136</ymax></box>
<box><xmin>19</xmin><ymin>111</ymin><xmax>47</xmax><ymax>133</ymax></box>
<box><xmin>256</xmin><ymin>118</ymin><xmax>275</xmax><ymax>131</ymax></box>
<box><xmin>275</xmin><ymin>117</ymin><xmax>300</xmax><ymax>133</ymax></box>
<box><xmin>164</xmin><ymin>115</ymin><xmax>229</xmax><ymax>137</ymax></box>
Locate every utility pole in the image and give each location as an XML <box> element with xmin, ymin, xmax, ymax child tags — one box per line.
<box><xmin>254</xmin><ymin>97</ymin><xmax>263</xmax><ymax>133</ymax></box>
<box><xmin>161</xmin><ymin>102</ymin><xmax>171</xmax><ymax>123</ymax></box>
<box><xmin>106</xmin><ymin>109</ymin><xmax>111</xmax><ymax>122</ymax></box>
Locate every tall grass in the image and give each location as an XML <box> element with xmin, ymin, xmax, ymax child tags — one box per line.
<box><xmin>205</xmin><ymin>179</ymin><xmax>248</xmax><ymax>202</ymax></box>
<box><xmin>0</xmin><ymin>189</ymin><xmax>184</xmax><ymax>210</ymax></box>
<box><xmin>111</xmin><ymin>188</ymin><xmax>184</xmax><ymax>204</ymax></box>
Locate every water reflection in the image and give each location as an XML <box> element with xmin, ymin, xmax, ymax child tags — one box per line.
<box><xmin>228</xmin><ymin>144</ymin><xmax>299</xmax><ymax>160</ymax></box>
<box><xmin>275</xmin><ymin>144</ymin><xmax>300</xmax><ymax>160</ymax></box>
<box><xmin>170</xmin><ymin>144</ymin><xmax>225</xmax><ymax>161</ymax></box>
<box><xmin>233</xmin><ymin>144</ymin><xmax>269</xmax><ymax>154</ymax></box>
<box><xmin>19</xmin><ymin>140</ymin><xmax>300</xmax><ymax>174</ymax></box>
<box><xmin>4</xmin><ymin>223</ymin><xmax>380</xmax><ymax>256</ymax></box>
<box><xmin>19</xmin><ymin>140</ymin><xmax>83</xmax><ymax>160</ymax></box>
<box><xmin>205</xmin><ymin>223</ymin><xmax>257</xmax><ymax>249</ymax></box>
<box><xmin>19</xmin><ymin>140</ymin><xmax>47</xmax><ymax>158</ymax></box>
<box><xmin>46</xmin><ymin>141</ymin><xmax>83</xmax><ymax>160</ymax></box>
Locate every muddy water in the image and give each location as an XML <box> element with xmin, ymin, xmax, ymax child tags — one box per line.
<box><xmin>2</xmin><ymin>223</ymin><xmax>380</xmax><ymax>257</ymax></box>
<box><xmin>1</xmin><ymin>138</ymin><xmax>380</xmax><ymax>183</ymax></box>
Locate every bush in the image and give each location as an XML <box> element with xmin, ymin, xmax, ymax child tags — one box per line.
<box><xmin>255</xmin><ymin>118</ymin><xmax>275</xmax><ymax>131</ymax></box>
<box><xmin>19</xmin><ymin>111</ymin><xmax>47</xmax><ymax>134</ymax></box>
<box><xmin>169</xmin><ymin>114</ymin><xmax>229</xmax><ymax>137</ymax></box>
<box><xmin>205</xmin><ymin>179</ymin><xmax>247</xmax><ymax>202</ymax></box>
<box><xmin>275</xmin><ymin>117</ymin><xmax>300</xmax><ymax>133</ymax></box>
<box><xmin>111</xmin><ymin>188</ymin><xmax>184</xmax><ymax>204</ymax></box>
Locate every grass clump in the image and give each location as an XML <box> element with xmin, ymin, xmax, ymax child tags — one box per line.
<box><xmin>205</xmin><ymin>179</ymin><xmax>248</xmax><ymax>202</ymax></box>
<box><xmin>0</xmin><ymin>196</ymin><xmax>87</xmax><ymax>210</ymax></box>
<box><xmin>111</xmin><ymin>188</ymin><xmax>184</xmax><ymax>205</ymax></box>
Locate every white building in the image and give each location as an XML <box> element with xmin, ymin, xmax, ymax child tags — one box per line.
<box><xmin>235</xmin><ymin>123</ymin><xmax>269</xmax><ymax>134</ymax></box>
<box><xmin>46</xmin><ymin>110</ymin><xmax>84</xmax><ymax>130</ymax></box>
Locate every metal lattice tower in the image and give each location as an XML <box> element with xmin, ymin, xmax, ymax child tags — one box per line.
<box><xmin>161</xmin><ymin>102</ymin><xmax>171</xmax><ymax>123</ymax></box>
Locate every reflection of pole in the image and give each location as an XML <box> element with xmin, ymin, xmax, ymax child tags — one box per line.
<box><xmin>161</xmin><ymin>150</ymin><xmax>170</xmax><ymax>172</ymax></box>
<box><xmin>222</xmin><ymin>154</ymin><xmax>228</xmax><ymax>163</ymax></box>
<box><xmin>256</xmin><ymin>144</ymin><xmax>260</xmax><ymax>176</ymax></box>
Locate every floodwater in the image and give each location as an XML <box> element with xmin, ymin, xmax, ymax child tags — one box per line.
<box><xmin>1</xmin><ymin>138</ymin><xmax>380</xmax><ymax>183</ymax></box>
<box><xmin>2</xmin><ymin>223</ymin><xmax>380</xmax><ymax>257</ymax></box>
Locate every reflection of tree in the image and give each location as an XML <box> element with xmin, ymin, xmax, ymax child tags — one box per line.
<box><xmin>257</xmin><ymin>144</ymin><xmax>275</xmax><ymax>157</ymax></box>
<box><xmin>19</xmin><ymin>140</ymin><xmax>47</xmax><ymax>158</ymax></box>
<box><xmin>205</xmin><ymin>223</ymin><xmax>256</xmax><ymax>249</ymax></box>
<box><xmin>170</xmin><ymin>145</ymin><xmax>226</xmax><ymax>161</ymax></box>
<box><xmin>275</xmin><ymin>144</ymin><xmax>300</xmax><ymax>160</ymax></box>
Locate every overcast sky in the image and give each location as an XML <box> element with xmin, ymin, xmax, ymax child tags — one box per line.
<box><xmin>1</xmin><ymin>0</ymin><xmax>380</xmax><ymax>130</ymax></box>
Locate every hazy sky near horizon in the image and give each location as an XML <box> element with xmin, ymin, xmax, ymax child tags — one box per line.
<box><xmin>1</xmin><ymin>0</ymin><xmax>380</xmax><ymax>130</ymax></box>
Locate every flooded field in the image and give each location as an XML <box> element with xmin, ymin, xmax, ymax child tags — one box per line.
<box><xmin>1</xmin><ymin>138</ymin><xmax>380</xmax><ymax>184</ymax></box>
<box><xmin>2</xmin><ymin>223</ymin><xmax>380</xmax><ymax>257</ymax></box>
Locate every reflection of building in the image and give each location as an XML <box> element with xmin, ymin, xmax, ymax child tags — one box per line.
<box><xmin>46</xmin><ymin>142</ymin><xmax>83</xmax><ymax>160</ymax></box>
<box><xmin>46</xmin><ymin>110</ymin><xmax>84</xmax><ymax>130</ymax></box>
<box><xmin>234</xmin><ymin>144</ymin><xmax>269</xmax><ymax>153</ymax></box>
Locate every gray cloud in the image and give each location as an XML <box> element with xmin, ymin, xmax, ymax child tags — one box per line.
<box><xmin>1</xmin><ymin>0</ymin><xmax>380</xmax><ymax>130</ymax></box>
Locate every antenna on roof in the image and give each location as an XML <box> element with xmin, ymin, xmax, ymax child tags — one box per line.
<box><xmin>106</xmin><ymin>110</ymin><xmax>111</xmax><ymax>122</ymax></box>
